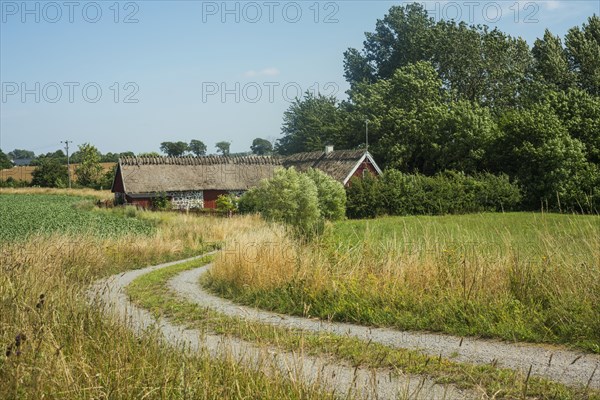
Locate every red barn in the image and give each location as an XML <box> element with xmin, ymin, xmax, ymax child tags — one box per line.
<box><xmin>111</xmin><ymin>147</ymin><xmax>381</xmax><ymax>209</ymax></box>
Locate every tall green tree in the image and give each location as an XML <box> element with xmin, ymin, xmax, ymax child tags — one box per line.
<box><xmin>493</xmin><ymin>105</ymin><xmax>592</xmax><ymax>210</ymax></box>
<box><xmin>542</xmin><ymin>88</ymin><xmax>600</xmax><ymax>165</ymax></box>
<box><xmin>250</xmin><ymin>138</ymin><xmax>273</xmax><ymax>155</ymax></box>
<box><xmin>160</xmin><ymin>141</ymin><xmax>189</xmax><ymax>157</ymax></box>
<box><xmin>0</xmin><ymin>149</ymin><xmax>12</xmax><ymax>169</ymax></box>
<box><xmin>344</xmin><ymin>4</ymin><xmax>532</xmax><ymax>109</ymax></box>
<box><xmin>215</xmin><ymin>141</ymin><xmax>231</xmax><ymax>155</ymax></box>
<box><xmin>31</xmin><ymin>158</ymin><xmax>68</xmax><ymax>187</ymax></box>
<box><xmin>437</xmin><ymin>100</ymin><xmax>499</xmax><ymax>174</ymax></box>
<box><xmin>347</xmin><ymin>61</ymin><xmax>446</xmax><ymax>172</ymax></box>
<box><xmin>343</xmin><ymin>3</ymin><xmax>434</xmax><ymax>86</ymax></box>
<box><xmin>532</xmin><ymin>29</ymin><xmax>574</xmax><ymax>90</ymax></box>
<box><xmin>432</xmin><ymin>22</ymin><xmax>532</xmax><ymax>108</ymax></box>
<box><xmin>565</xmin><ymin>15</ymin><xmax>600</xmax><ymax>95</ymax></box>
<box><xmin>75</xmin><ymin>143</ymin><xmax>103</xmax><ymax>188</ymax></box>
<box><xmin>345</xmin><ymin>61</ymin><xmax>510</xmax><ymax>174</ymax></box>
<box><xmin>276</xmin><ymin>92</ymin><xmax>345</xmax><ymax>155</ymax></box>
<box><xmin>189</xmin><ymin>139</ymin><xmax>207</xmax><ymax>156</ymax></box>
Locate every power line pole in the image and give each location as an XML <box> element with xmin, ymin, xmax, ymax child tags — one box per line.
<box><xmin>62</xmin><ymin>140</ymin><xmax>73</xmax><ymax>189</ymax></box>
<box><xmin>365</xmin><ymin>119</ymin><xmax>369</xmax><ymax>152</ymax></box>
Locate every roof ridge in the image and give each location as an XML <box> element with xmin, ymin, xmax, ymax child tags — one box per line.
<box><xmin>118</xmin><ymin>154</ymin><xmax>282</xmax><ymax>166</ymax></box>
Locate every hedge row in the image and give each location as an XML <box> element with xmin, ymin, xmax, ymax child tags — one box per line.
<box><xmin>347</xmin><ymin>170</ymin><xmax>522</xmax><ymax>219</ymax></box>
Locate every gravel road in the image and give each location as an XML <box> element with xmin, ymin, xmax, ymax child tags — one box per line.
<box><xmin>89</xmin><ymin>255</ymin><xmax>473</xmax><ymax>400</ymax></box>
<box><xmin>169</xmin><ymin>262</ymin><xmax>600</xmax><ymax>390</ymax></box>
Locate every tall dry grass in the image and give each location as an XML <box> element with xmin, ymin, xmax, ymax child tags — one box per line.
<box><xmin>1</xmin><ymin>210</ymin><xmax>328</xmax><ymax>399</ymax></box>
<box><xmin>207</xmin><ymin>214</ymin><xmax>600</xmax><ymax>351</ymax></box>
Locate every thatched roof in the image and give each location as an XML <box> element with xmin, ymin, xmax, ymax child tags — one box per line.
<box><xmin>116</xmin><ymin>156</ymin><xmax>280</xmax><ymax>193</ymax></box>
<box><xmin>114</xmin><ymin>150</ymin><xmax>381</xmax><ymax>194</ymax></box>
<box><xmin>282</xmin><ymin>150</ymin><xmax>379</xmax><ymax>184</ymax></box>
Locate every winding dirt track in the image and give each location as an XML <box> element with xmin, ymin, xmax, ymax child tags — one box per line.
<box><xmin>171</xmin><ymin>264</ymin><xmax>600</xmax><ymax>390</ymax></box>
<box><xmin>89</xmin><ymin>255</ymin><xmax>473</xmax><ymax>400</ymax></box>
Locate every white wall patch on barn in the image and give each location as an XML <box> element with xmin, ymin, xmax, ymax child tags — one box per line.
<box><xmin>168</xmin><ymin>191</ymin><xmax>204</xmax><ymax>210</ymax></box>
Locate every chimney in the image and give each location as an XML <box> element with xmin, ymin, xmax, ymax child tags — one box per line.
<box><xmin>325</xmin><ymin>145</ymin><xmax>334</xmax><ymax>154</ymax></box>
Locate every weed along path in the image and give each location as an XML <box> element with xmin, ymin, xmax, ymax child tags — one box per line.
<box><xmin>89</xmin><ymin>255</ymin><xmax>472</xmax><ymax>400</ymax></box>
<box><xmin>171</xmin><ymin>263</ymin><xmax>600</xmax><ymax>391</ymax></box>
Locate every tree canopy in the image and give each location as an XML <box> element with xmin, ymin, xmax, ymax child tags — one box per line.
<box><xmin>160</xmin><ymin>141</ymin><xmax>189</xmax><ymax>157</ymax></box>
<box><xmin>215</xmin><ymin>141</ymin><xmax>231</xmax><ymax>155</ymax></box>
<box><xmin>0</xmin><ymin>149</ymin><xmax>13</xmax><ymax>169</ymax></box>
<box><xmin>275</xmin><ymin>92</ymin><xmax>345</xmax><ymax>155</ymax></box>
<box><xmin>75</xmin><ymin>143</ymin><xmax>103</xmax><ymax>188</ymax></box>
<box><xmin>277</xmin><ymin>6</ymin><xmax>600</xmax><ymax>212</ymax></box>
<box><xmin>189</xmin><ymin>140</ymin><xmax>207</xmax><ymax>156</ymax></box>
<box><xmin>250</xmin><ymin>138</ymin><xmax>273</xmax><ymax>155</ymax></box>
<box><xmin>8</xmin><ymin>149</ymin><xmax>35</xmax><ymax>160</ymax></box>
<box><xmin>31</xmin><ymin>158</ymin><xmax>68</xmax><ymax>188</ymax></box>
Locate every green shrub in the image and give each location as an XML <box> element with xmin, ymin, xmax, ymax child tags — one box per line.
<box><xmin>216</xmin><ymin>194</ymin><xmax>237</xmax><ymax>213</ymax></box>
<box><xmin>237</xmin><ymin>188</ymin><xmax>259</xmax><ymax>214</ymax></box>
<box><xmin>150</xmin><ymin>192</ymin><xmax>170</xmax><ymax>210</ymax></box>
<box><xmin>31</xmin><ymin>158</ymin><xmax>68</xmax><ymax>188</ymax></box>
<box><xmin>346</xmin><ymin>174</ymin><xmax>381</xmax><ymax>219</ymax></box>
<box><xmin>238</xmin><ymin>168</ymin><xmax>322</xmax><ymax>236</ymax></box>
<box><xmin>0</xmin><ymin>177</ymin><xmax>30</xmax><ymax>188</ymax></box>
<box><xmin>305</xmin><ymin>168</ymin><xmax>346</xmax><ymax>221</ymax></box>
<box><xmin>474</xmin><ymin>173</ymin><xmax>523</xmax><ymax>212</ymax></box>
<box><xmin>347</xmin><ymin>170</ymin><xmax>522</xmax><ymax>218</ymax></box>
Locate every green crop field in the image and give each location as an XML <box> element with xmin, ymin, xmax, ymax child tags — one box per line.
<box><xmin>0</xmin><ymin>194</ymin><xmax>154</xmax><ymax>242</ymax></box>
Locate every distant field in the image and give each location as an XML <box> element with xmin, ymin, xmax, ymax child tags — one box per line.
<box><xmin>0</xmin><ymin>162</ymin><xmax>116</xmax><ymax>183</ymax></box>
<box><xmin>208</xmin><ymin>212</ymin><xmax>600</xmax><ymax>352</ymax></box>
<box><xmin>0</xmin><ymin>194</ymin><xmax>154</xmax><ymax>242</ymax></box>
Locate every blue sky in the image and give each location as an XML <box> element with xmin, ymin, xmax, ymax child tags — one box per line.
<box><xmin>1</xmin><ymin>0</ymin><xmax>598</xmax><ymax>155</ymax></box>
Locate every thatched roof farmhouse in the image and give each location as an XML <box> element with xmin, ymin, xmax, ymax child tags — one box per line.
<box><xmin>111</xmin><ymin>147</ymin><xmax>381</xmax><ymax>209</ymax></box>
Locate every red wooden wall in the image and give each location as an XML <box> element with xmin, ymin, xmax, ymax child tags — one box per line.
<box><xmin>347</xmin><ymin>159</ymin><xmax>379</xmax><ymax>186</ymax></box>
<box><xmin>203</xmin><ymin>190</ymin><xmax>229</xmax><ymax>209</ymax></box>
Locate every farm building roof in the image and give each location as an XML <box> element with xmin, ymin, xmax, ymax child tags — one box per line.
<box><xmin>282</xmin><ymin>149</ymin><xmax>377</xmax><ymax>184</ymax></box>
<box><xmin>113</xmin><ymin>150</ymin><xmax>381</xmax><ymax>194</ymax></box>
<box><xmin>116</xmin><ymin>155</ymin><xmax>280</xmax><ymax>193</ymax></box>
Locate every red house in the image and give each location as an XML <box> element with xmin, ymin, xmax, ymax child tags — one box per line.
<box><xmin>111</xmin><ymin>147</ymin><xmax>382</xmax><ymax>210</ymax></box>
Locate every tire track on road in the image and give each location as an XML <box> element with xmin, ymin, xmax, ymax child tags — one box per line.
<box><xmin>89</xmin><ymin>255</ymin><xmax>473</xmax><ymax>400</ymax></box>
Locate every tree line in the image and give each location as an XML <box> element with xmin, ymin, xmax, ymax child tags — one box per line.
<box><xmin>0</xmin><ymin>138</ymin><xmax>276</xmax><ymax>188</ymax></box>
<box><xmin>158</xmin><ymin>138</ymin><xmax>273</xmax><ymax>157</ymax></box>
<box><xmin>0</xmin><ymin>138</ymin><xmax>275</xmax><ymax>170</ymax></box>
<box><xmin>274</xmin><ymin>5</ymin><xmax>600</xmax><ymax>212</ymax></box>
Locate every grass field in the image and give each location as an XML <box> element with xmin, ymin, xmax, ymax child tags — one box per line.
<box><xmin>0</xmin><ymin>190</ymin><xmax>332</xmax><ymax>399</ymax></box>
<box><xmin>207</xmin><ymin>213</ymin><xmax>600</xmax><ymax>352</ymax></box>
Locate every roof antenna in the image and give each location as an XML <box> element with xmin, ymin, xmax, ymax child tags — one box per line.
<box><xmin>365</xmin><ymin>119</ymin><xmax>369</xmax><ymax>153</ymax></box>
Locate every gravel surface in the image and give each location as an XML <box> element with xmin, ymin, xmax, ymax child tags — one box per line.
<box><xmin>89</xmin><ymin>255</ymin><xmax>473</xmax><ymax>400</ymax></box>
<box><xmin>169</xmin><ymin>263</ymin><xmax>600</xmax><ymax>390</ymax></box>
